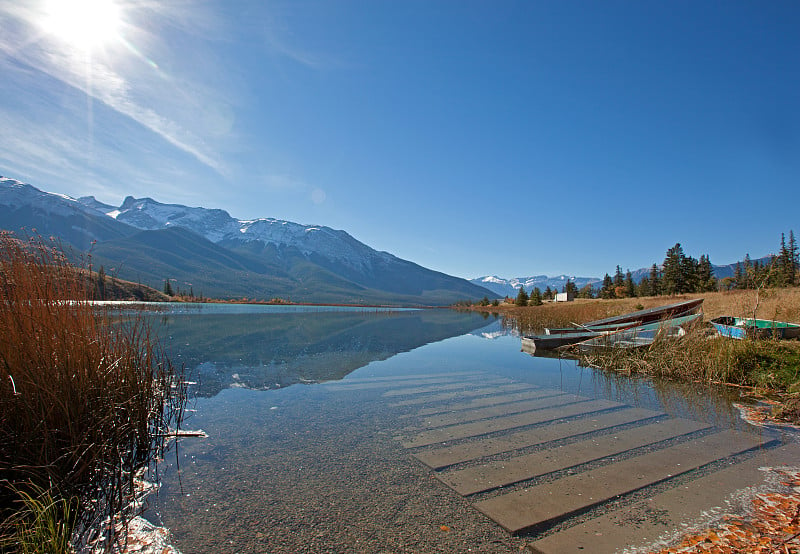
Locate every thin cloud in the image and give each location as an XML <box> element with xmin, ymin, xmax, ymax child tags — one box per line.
<box><xmin>0</xmin><ymin>2</ymin><xmax>229</xmax><ymax>177</ymax></box>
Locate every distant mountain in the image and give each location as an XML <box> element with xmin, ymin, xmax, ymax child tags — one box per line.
<box><xmin>0</xmin><ymin>176</ymin><xmax>495</xmax><ymax>305</ymax></box>
<box><xmin>470</xmin><ymin>275</ymin><xmax>602</xmax><ymax>298</ymax></box>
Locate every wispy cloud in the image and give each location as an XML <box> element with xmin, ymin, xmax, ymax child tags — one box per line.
<box><xmin>0</xmin><ymin>1</ymin><xmax>232</xmax><ymax>177</ymax></box>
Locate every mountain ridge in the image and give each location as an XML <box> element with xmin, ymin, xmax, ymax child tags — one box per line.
<box><xmin>0</xmin><ymin>176</ymin><xmax>495</xmax><ymax>305</ymax></box>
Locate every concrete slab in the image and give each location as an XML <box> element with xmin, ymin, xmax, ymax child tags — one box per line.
<box><xmin>325</xmin><ymin>375</ymin><xmax>496</xmax><ymax>391</ymax></box>
<box><xmin>401</xmin><ymin>399</ymin><xmax>621</xmax><ymax>448</ymax></box>
<box><xmin>474</xmin><ymin>429</ymin><xmax>764</xmax><ymax>534</ymax></box>
<box><xmin>439</xmin><ymin>418</ymin><xmax>710</xmax><ymax>495</ymax></box>
<box><xmin>331</xmin><ymin>371</ymin><xmax>486</xmax><ymax>385</ymax></box>
<box><xmin>382</xmin><ymin>379</ymin><xmax>512</xmax><ymax>397</ymax></box>
<box><xmin>414</xmin><ymin>389</ymin><xmax>563</xmax><ymax>417</ymax></box>
<box><xmin>389</xmin><ymin>383</ymin><xmax>536</xmax><ymax>407</ymax></box>
<box><xmin>414</xmin><ymin>407</ymin><xmax>663</xmax><ymax>469</ymax></box>
<box><xmin>528</xmin><ymin>441</ymin><xmax>800</xmax><ymax>554</ymax></box>
<box><xmin>411</xmin><ymin>393</ymin><xmax>576</xmax><ymax>430</ymax></box>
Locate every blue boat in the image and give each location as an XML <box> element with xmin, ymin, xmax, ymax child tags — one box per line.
<box><xmin>710</xmin><ymin>317</ymin><xmax>800</xmax><ymax>340</ymax></box>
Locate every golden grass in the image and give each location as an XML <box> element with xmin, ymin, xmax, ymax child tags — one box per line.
<box><xmin>473</xmin><ymin>288</ymin><xmax>800</xmax><ymax>336</ymax></box>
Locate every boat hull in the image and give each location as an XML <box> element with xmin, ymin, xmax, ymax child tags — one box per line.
<box><xmin>710</xmin><ymin>317</ymin><xmax>800</xmax><ymax>340</ymax></box>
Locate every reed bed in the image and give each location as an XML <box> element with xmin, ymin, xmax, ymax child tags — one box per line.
<box><xmin>572</xmin><ymin>323</ymin><xmax>800</xmax><ymax>389</ymax></box>
<box><xmin>0</xmin><ymin>234</ymin><xmax>186</xmax><ymax>551</ymax></box>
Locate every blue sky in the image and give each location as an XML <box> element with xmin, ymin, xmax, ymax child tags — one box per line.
<box><xmin>1</xmin><ymin>1</ymin><xmax>798</xmax><ymax>280</ymax></box>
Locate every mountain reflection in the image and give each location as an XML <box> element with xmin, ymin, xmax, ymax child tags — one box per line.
<box><xmin>150</xmin><ymin>309</ymin><xmax>490</xmax><ymax>397</ymax></box>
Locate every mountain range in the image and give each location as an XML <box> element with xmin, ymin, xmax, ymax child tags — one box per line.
<box><xmin>469</xmin><ymin>275</ymin><xmax>602</xmax><ymax>298</ymax></box>
<box><xmin>0</xmin><ymin>176</ymin><xmax>495</xmax><ymax>305</ymax></box>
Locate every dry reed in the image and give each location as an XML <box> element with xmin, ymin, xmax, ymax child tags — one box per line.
<box><xmin>0</xmin><ymin>234</ymin><xmax>186</xmax><ymax>549</ymax></box>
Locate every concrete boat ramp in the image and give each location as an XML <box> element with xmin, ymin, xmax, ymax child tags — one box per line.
<box><xmin>332</xmin><ymin>370</ymin><xmax>800</xmax><ymax>553</ymax></box>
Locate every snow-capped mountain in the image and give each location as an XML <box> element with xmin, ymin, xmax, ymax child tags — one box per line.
<box><xmin>470</xmin><ymin>275</ymin><xmax>602</xmax><ymax>298</ymax></box>
<box><xmin>75</xmin><ymin>194</ymin><xmax>385</xmax><ymax>271</ymax></box>
<box><xmin>0</xmin><ymin>176</ymin><xmax>495</xmax><ymax>304</ymax></box>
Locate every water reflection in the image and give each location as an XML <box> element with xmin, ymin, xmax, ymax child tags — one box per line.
<box><xmin>150</xmin><ymin>309</ymin><xmax>491</xmax><ymax>397</ymax></box>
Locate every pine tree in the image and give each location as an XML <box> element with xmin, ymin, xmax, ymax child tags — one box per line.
<box><xmin>778</xmin><ymin>232</ymin><xmax>790</xmax><ymax>285</ymax></box>
<box><xmin>565</xmin><ymin>279</ymin><xmax>578</xmax><ymax>296</ymax></box>
<box><xmin>613</xmin><ymin>265</ymin><xmax>625</xmax><ymax>288</ymax></box>
<box><xmin>649</xmin><ymin>264</ymin><xmax>661</xmax><ymax>296</ymax></box>
<box><xmin>515</xmin><ymin>285</ymin><xmax>529</xmax><ymax>306</ymax></box>
<box><xmin>789</xmin><ymin>230</ymin><xmax>798</xmax><ymax>285</ymax></box>
<box><xmin>529</xmin><ymin>287</ymin><xmax>543</xmax><ymax>306</ymax></box>
<box><xmin>624</xmin><ymin>270</ymin><xmax>635</xmax><ymax>298</ymax></box>
<box><xmin>662</xmin><ymin>243</ymin><xmax>685</xmax><ymax>295</ymax></box>
<box><xmin>697</xmin><ymin>255</ymin><xmax>717</xmax><ymax>292</ymax></box>
<box><xmin>638</xmin><ymin>275</ymin><xmax>651</xmax><ymax>297</ymax></box>
<box><xmin>163</xmin><ymin>279</ymin><xmax>174</xmax><ymax>296</ymax></box>
<box><xmin>600</xmin><ymin>274</ymin><xmax>614</xmax><ymax>299</ymax></box>
<box><xmin>733</xmin><ymin>263</ymin><xmax>743</xmax><ymax>289</ymax></box>
<box><xmin>544</xmin><ymin>286</ymin><xmax>553</xmax><ymax>300</ymax></box>
<box><xmin>680</xmin><ymin>255</ymin><xmax>699</xmax><ymax>293</ymax></box>
<box><xmin>743</xmin><ymin>254</ymin><xmax>753</xmax><ymax>289</ymax></box>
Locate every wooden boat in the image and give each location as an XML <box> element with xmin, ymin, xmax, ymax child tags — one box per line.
<box><xmin>572</xmin><ymin>314</ymin><xmax>703</xmax><ymax>351</ymax></box>
<box><xmin>522</xmin><ymin>326</ymin><xmax>635</xmax><ymax>352</ymax></box>
<box><xmin>709</xmin><ymin>316</ymin><xmax>800</xmax><ymax>340</ymax></box>
<box><xmin>544</xmin><ymin>321</ymin><xmax>642</xmax><ymax>335</ymax></box>
<box><xmin>522</xmin><ymin>299</ymin><xmax>705</xmax><ymax>353</ymax></box>
<box><xmin>578</xmin><ymin>298</ymin><xmax>704</xmax><ymax>328</ymax></box>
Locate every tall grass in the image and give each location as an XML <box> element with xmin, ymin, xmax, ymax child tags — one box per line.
<box><xmin>0</xmin><ymin>234</ymin><xmax>186</xmax><ymax>550</ymax></box>
<box><xmin>571</xmin><ymin>324</ymin><xmax>800</xmax><ymax>392</ymax></box>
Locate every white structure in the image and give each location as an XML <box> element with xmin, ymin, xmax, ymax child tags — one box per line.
<box><xmin>555</xmin><ymin>292</ymin><xmax>574</xmax><ymax>302</ymax></box>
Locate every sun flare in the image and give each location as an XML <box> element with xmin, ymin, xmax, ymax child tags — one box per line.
<box><xmin>42</xmin><ymin>0</ymin><xmax>122</xmax><ymax>51</ymax></box>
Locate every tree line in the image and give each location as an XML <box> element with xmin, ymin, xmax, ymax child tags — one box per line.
<box><xmin>477</xmin><ymin>231</ymin><xmax>799</xmax><ymax>306</ymax></box>
<box><xmin>591</xmin><ymin>231</ymin><xmax>798</xmax><ymax>299</ymax></box>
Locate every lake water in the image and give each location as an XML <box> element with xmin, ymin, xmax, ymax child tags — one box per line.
<box><xmin>139</xmin><ymin>305</ymin><xmax>791</xmax><ymax>553</ymax></box>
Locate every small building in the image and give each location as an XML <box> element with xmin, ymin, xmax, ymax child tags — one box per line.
<box><xmin>555</xmin><ymin>292</ymin><xmax>574</xmax><ymax>302</ymax></box>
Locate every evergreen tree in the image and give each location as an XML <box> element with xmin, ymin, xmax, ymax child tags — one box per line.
<box><xmin>638</xmin><ymin>275</ymin><xmax>651</xmax><ymax>297</ymax></box>
<box><xmin>649</xmin><ymin>264</ymin><xmax>661</xmax><ymax>296</ymax></box>
<box><xmin>789</xmin><ymin>230</ymin><xmax>798</xmax><ymax>285</ymax></box>
<box><xmin>613</xmin><ymin>265</ymin><xmax>625</xmax><ymax>288</ymax></box>
<box><xmin>163</xmin><ymin>279</ymin><xmax>174</xmax><ymax>296</ymax></box>
<box><xmin>529</xmin><ymin>287</ymin><xmax>543</xmax><ymax>306</ymax></box>
<box><xmin>544</xmin><ymin>286</ymin><xmax>553</xmax><ymax>300</ymax></box>
<box><xmin>743</xmin><ymin>254</ymin><xmax>753</xmax><ymax>289</ymax></box>
<box><xmin>733</xmin><ymin>262</ymin><xmax>743</xmax><ymax>289</ymax></box>
<box><xmin>778</xmin><ymin>232</ymin><xmax>790</xmax><ymax>285</ymax></box>
<box><xmin>680</xmin><ymin>254</ymin><xmax>699</xmax><ymax>293</ymax></box>
<box><xmin>564</xmin><ymin>279</ymin><xmax>578</xmax><ymax>296</ymax></box>
<box><xmin>515</xmin><ymin>285</ymin><xmax>529</xmax><ymax>306</ymax></box>
<box><xmin>662</xmin><ymin>243</ymin><xmax>685</xmax><ymax>295</ymax></box>
<box><xmin>624</xmin><ymin>270</ymin><xmax>635</xmax><ymax>298</ymax></box>
<box><xmin>697</xmin><ymin>255</ymin><xmax>717</xmax><ymax>292</ymax></box>
<box><xmin>600</xmin><ymin>274</ymin><xmax>614</xmax><ymax>299</ymax></box>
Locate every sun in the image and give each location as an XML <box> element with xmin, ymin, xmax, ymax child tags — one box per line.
<box><xmin>42</xmin><ymin>0</ymin><xmax>123</xmax><ymax>51</ymax></box>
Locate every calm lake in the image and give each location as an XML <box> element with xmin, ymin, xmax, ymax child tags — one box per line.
<box><xmin>138</xmin><ymin>304</ymin><xmax>792</xmax><ymax>553</ymax></box>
